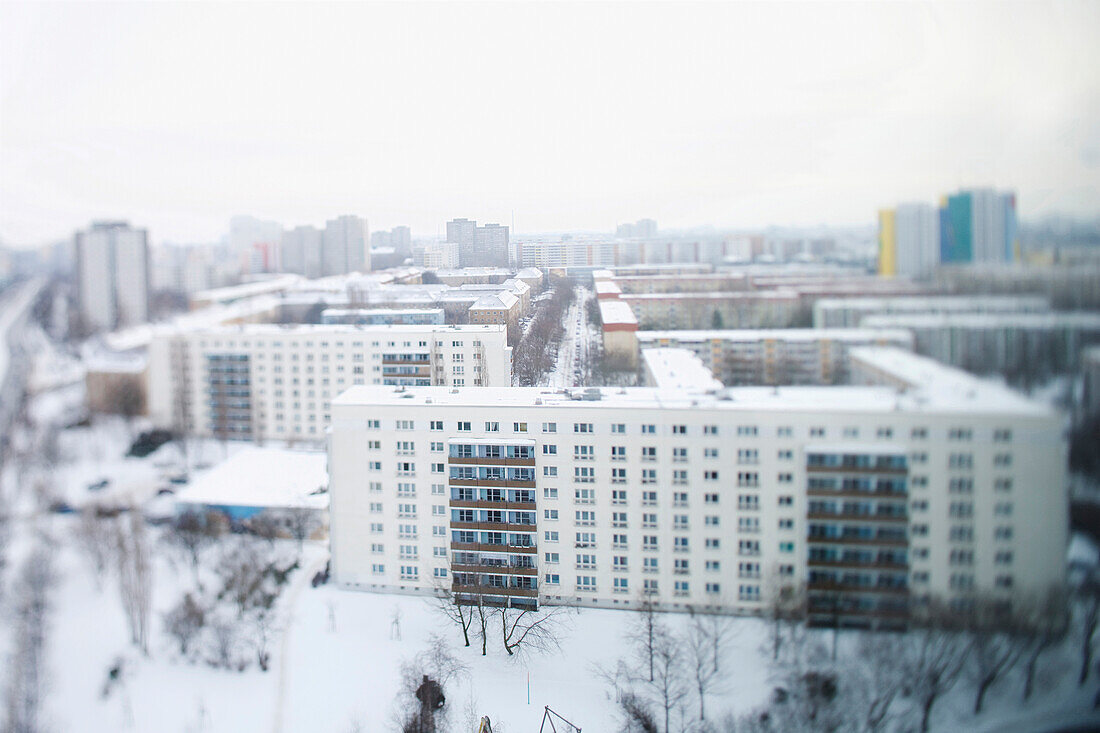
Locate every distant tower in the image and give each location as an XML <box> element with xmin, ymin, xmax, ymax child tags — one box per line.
<box><xmin>74</xmin><ymin>221</ymin><xmax>150</xmax><ymax>332</ymax></box>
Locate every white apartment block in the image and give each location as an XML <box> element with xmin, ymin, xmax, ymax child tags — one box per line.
<box><xmin>812</xmin><ymin>295</ymin><xmax>1051</xmax><ymax>329</ymax></box>
<box><xmin>147</xmin><ymin>323</ymin><xmax>510</xmax><ymax>442</ymax></box>
<box><xmin>75</xmin><ymin>221</ymin><xmax>151</xmax><ymax>331</ymax></box>
<box><xmin>636</xmin><ymin>328</ymin><xmax>915</xmax><ymax>386</ymax></box>
<box><xmin>329</xmin><ymin>348</ymin><xmax>1066</xmax><ymax>628</ymax></box>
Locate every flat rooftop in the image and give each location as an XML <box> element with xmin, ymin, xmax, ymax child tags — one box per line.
<box><xmin>333</xmin><ymin>361</ymin><xmax>1050</xmax><ymax>416</ymax></box>
<box><xmin>861</xmin><ymin>312</ymin><xmax>1100</xmax><ymax>329</ymax></box>
<box><xmin>642</xmin><ymin>348</ymin><xmax>723</xmax><ymax>391</ymax></box>
<box><xmin>638</xmin><ymin>328</ymin><xmax>914</xmax><ymax>344</ymax></box>
<box><xmin>598</xmin><ymin>300</ymin><xmax>638</xmax><ymax>326</ymax></box>
<box><xmin>175</xmin><ymin>447</ymin><xmax>327</xmax><ymax>511</ymax></box>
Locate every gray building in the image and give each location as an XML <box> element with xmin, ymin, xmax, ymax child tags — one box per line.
<box><xmin>75</xmin><ymin>221</ymin><xmax>150</xmax><ymax>332</ymax></box>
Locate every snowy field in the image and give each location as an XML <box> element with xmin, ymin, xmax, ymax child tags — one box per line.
<box><xmin>9</xmin><ymin>525</ymin><xmax>1100</xmax><ymax>733</ymax></box>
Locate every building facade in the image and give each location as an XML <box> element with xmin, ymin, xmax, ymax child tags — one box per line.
<box><xmin>329</xmin><ymin>353</ymin><xmax>1065</xmax><ymax>627</ymax></box>
<box><xmin>637</xmin><ymin>328</ymin><xmax>915</xmax><ymax>386</ymax></box>
<box><xmin>75</xmin><ymin>221</ymin><xmax>151</xmax><ymax>332</ymax></box>
<box><xmin>146</xmin><ymin>323</ymin><xmax>511</xmax><ymax>442</ymax></box>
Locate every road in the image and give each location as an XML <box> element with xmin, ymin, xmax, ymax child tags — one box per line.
<box><xmin>542</xmin><ymin>285</ymin><xmax>592</xmax><ymax>389</ymax></box>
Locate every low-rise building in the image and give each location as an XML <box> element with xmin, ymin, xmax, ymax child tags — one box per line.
<box><xmin>146</xmin><ymin>323</ymin><xmax>511</xmax><ymax>442</ymax></box>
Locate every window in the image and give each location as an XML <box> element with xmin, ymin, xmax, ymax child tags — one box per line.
<box><xmin>543</xmin><ymin>509</ymin><xmax>558</xmax><ymax>520</ymax></box>
<box><xmin>544</xmin><ymin>574</ymin><xmax>560</xmax><ymax>585</ymax></box>
<box><xmin>672</xmin><ymin>447</ymin><xmax>688</xmax><ymax>462</ymax></box>
<box><xmin>704</xmin><ymin>425</ymin><xmax>719</xmax><ymax>435</ymax></box>
<box><xmin>611</xmin><ymin>423</ymin><xmax>625</xmax><ymax>434</ymax></box>
<box><xmin>948</xmin><ymin>428</ymin><xmax>973</xmax><ymax>441</ymax></box>
<box><xmin>738</xmin><ymin>494</ymin><xmax>760</xmax><ymax>510</ymax></box>
<box><xmin>737</xmin><ymin>425</ymin><xmax>758</xmax><ymax>437</ymax></box>
<box><xmin>641</xmin><ymin>446</ymin><xmax>657</xmax><ymax>461</ymax></box>
<box><xmin>778</xmin><ymin>449</ymin><xmax>793</xmax><ymax>460</ymax></box>
<box><xmin>994</xmin><ymin>428</ymin><xmax>1012</xmax><ymax>443</ymax></box>
<box><xmin>612</xmin><ymin>512</ymin><xmax>628</xmax><ymax>528</ymax></box>
<box><xmin>704</xmin><ymin>447</ymin><xmax>719</xmax><ymax>459</ymax></box>
<box><xmin>739</xmin><ymin>540</ymin><xmax>760</xmax><ymax>556</ymax></box>
<box><xmin>575</xmin><ymin>445</ymin><xmax>595</xmax><ymax>460</ymax></box>
<box><xmin>642</xmin><ymin>491</ymin><xmax>657</xmax><ymax>505</ymax></box>
<box><xmin>737</xmin><ymin>471</ymin><xmax>757</xmax><ymax>487</ymax></box>
<box><xmin>777</xmin><ymin>426</ymin><xmax>793</xmax><ymax>437</ymax></box>
<box><xmin>613</xmin><ymin>577</ymin><xmax>629</xmax><ymax>592</ymax></box>
<box><xmin>641</xmin><ymin>424</ymin><xmax>656</xmax><ymax>434</ymax></box>
<box><xmin>485</xmin><ymin>421</ymin><xmax>499</xmax><ymax>432</ymax></box>
<box><xmin>809</xmin><ymin>427</ymin><xmax>825</xmax><ymax>438</ymax></box>
<box><xmin>573</xmin><ymin>422</ymin><xmax>593</xmax><ymax>433</ymax></box>
<box><xmin>430</xmin><ymin>442</ymin><xmax>444</xmax><ymax>453</ymax></box>
<box><xmin>704</xmin><ymin>493</ymin><xmax>719</xmax><ymax>504</ymax></box>
<box><xmin>575</xmin><ymin>510</ymin><xmax>595</xmax><ymax>526</ymax></box>
<box><xmin>611</xmin><ymin>490</ymin><xmax>627</xmax><ymax>504</ymax></box>
<box><xmin>643</xmin><ymin>557</ymin><xmax>659</xmax><ymax>572</ymax></box>
<box><xmin>574</xmin><ymin>488</ymin><xmax>595</xmax><ymax>504</ymax></box>
<box><xmin>994</xmin><ymin>526</ymin><xmax>1014</xmax><ymax>541</ymax></box>
<box><xmin>430</xmin><ymin>420</ymin><xmax>443</xmax><ymax>431</ymax></box>
<box><xmin>577</xmin><ymin>576</ymin><xmax>596</xmax><ymax>591</ymax></box>
<box><xmin>704</xmin><ymin>470</ymin><xmax>720</xmax><ymax>482</ymax></box>
<box><xmin>778</xmin><ymin>473</ymin><xmax>793</xmax><ymax>484</ymax></box>
<box><xmin>738</xmin><ymin>449</ymin><xmax>758</xmax><ymax>464</ymax></box>
<box><xmin>514</xmin><ymin>422</ymin><xmax>527</xmax><ymax>433</ymax></box>
<box><xmin>673</xmin><ymin>470</ymin><xmax>688</xmax><ymax>485</ymax></box>
<box><xmin>543</xmin><ymin>444</ymin><xmax>557</xmax><ymax>455</ymax></box>
<box><xmin>611</xmin><ymin>468</ymin><xmax>627</xmax><ymax>484</ymax></box>
<box><xmin>544</xmin><ymin>466</ymin><xmax>558</xmax><ymax>477</ymax></box>
<box><xmin>543</xmin><ymin>488</ymin><xmax>558</xmax><ymax>499</ymax></box>
<box><xmin>994</xmin><ymin>453</ymin><xmax>1013</xmax><ymax>467</ymax></box>
<box><xmin>641</xmin><ymin>469</ymin><xmax>657</xmax><ymax>484</ymax></box>
<box><xmin>457</xmin><ymin>421</ymin><xmax>471</xmax><ymax>432</ymax></box>
<box><xmin>544</xmin><ymin>552</ymin><xmax>560</xmax><ymax>563</ymax></box>
<box><xmin>705</xmin><ymin>538</ymin><xmax>720</xmax><ymax>549</ymax></box>
<box><xmin>544</xmin><ymin>530</ymin><xmax>559</xmax><ymax>542</ymax></box>
<box><xmin>542</xmin><ymin>422</ymin><xmax>557</xmax><ymax>433</ymax></box>
<box><xmin>574</xmin><ymin>466</ymin><xmax>595</xmax><ymax>483</ymax></box>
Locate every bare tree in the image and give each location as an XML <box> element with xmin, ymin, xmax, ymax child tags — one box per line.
<box><xmin>684</xmin><ymin>618</ymin><xmax>724</xmax><ymax>722</ymax></box>
<box><xmin>628</xmin><ymin>594</ymin><xmax>664</xmax><ymax>682</ymax></box>
<box><xmin>76</xmin><ymin>507</ymin><xmax>113</xmax><ymax>589</ymax></box>
<box><xmin>497</xmin><ymin>604</ymin><xmax>571</xmax><ymax>658</ymax></box>
<box><xmin>648</xmin><ymin>630</ymin><xmax>689</xmax><ymax>733</ymax></box>
<box><xmin>1077</xmin><ymin>569</ymin><xmax>1100</xmax><ymax>686</ymax></box>
<box><xmin>105</xmin><ymin>378</ymin><xmax>145</xmax><ymax>439</ymax></box>
<box><xmin>1018</xmin><ymin>586</ymin><xmax>1070</xmax><ymax>701</ymax></box>
<box><xmin>764</xmin><ymin>580</ymin><xmax>804</xmax><ymax>662</ymax></box>
<box><xmin>964</xmin><ymin>597</ymin><xmax>1025</xmax><ymax>715</ymax></box>
<box><xmin>3</xmin><ymin>545</ymin><xmax>55</xmax><ymax>733</ymax></box>
<box><xmin>247</xmin><ymin>511</ymin><xmax>282</xmax><ymax>547</ymax></box>
<box><xmin>164</xmin><ymin>593</ymin><xmax>207</xmax><ymax>656</ymax></box>
<box><xmin>900</xmin><ymin>601</ymin><xmax>969</xmax><ymax>733</ymax></box>
<box><xmin>848</xmin><ymin>631</ymin><xmax>908</xmax><ymax>732</ymax></box>
<box><xmin>431</xmin><ymin>580</ymin><xmax>476</xmax><ymax>648</ymax></box>
<box><xmin>115</xmin><ymin>511</ymin><xmax>153</xmax><ymax>654</ymax></box>
<box><xmin>215</xmin><ymin>540</ymin><xmax>275</xmax><ymax>619</ymax></box>
<box><xmin>692</xmin><ymin>606</ymin><xmax>738</xmax><ymax>675</ymax></box>
<box><xmin>207</xmin><ymin>614</ymin><xmax>241</xmax><ymax>670</ymax></box>
<box><xmin>280</xmin><ymin>507</ymin><xmax>320</xmax><ymax>553</ymax></box>
<box><xmin>164</xmin><ymin>509</ymin><xmax>227</xmax><ymax>584</ymax></box>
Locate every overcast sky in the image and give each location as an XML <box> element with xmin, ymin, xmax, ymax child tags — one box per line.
<box><xmin>1</xmin><ymin>1</ymin><xmax>1098</xmax><ymax>247</ymax></box>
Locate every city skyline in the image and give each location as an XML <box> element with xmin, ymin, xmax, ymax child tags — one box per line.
<box><xmin>2</xmin><ymin>1</ymin><xmax>1099</xmax><ymax>247</ymax></box>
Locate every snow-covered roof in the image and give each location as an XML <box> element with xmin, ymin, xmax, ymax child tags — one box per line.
<box><xmin>637</xmin><ymin>328</ymin><xmax>914</xmax><ymax>345</ymax></box>
<box><xmin>813</xmin><ymin>295</ymin><xmax>1051</xmax><ymax>313</ymax></box>
<box><xmin>860</xmin><ymin>312</ymin><xmax>1100</xmax><ymax>330</ymax></box>
<box><xmin>598</xmin><ymin>300</ymin><xmax>638</xmax><ymax>326</ymax></box>
<box><xmin>469</xmin><ymin>291</ymin><xmax>519</xmax><ymax>311</ymax></box>
<box><xmin>642</xmin><ymin>348</ymin><xmax>723</xmax><ymax>391</ymax></box>
<box><xmin>848</xmin><ymin>346</ymin><xmax>1048</xmax><ymax>415</ymax></box>
<box><xmin>175</xmin><ymin>447</ymin><xmax>328</xmax><ymax>511</ymax></box>
<box><xmin>622</xmin><ymin>290</ymin><xmax>799</xmax><ymax>301</ymax></box>
<box><xmin>332</xmin><ymin>372</ymin><xmax>1051</xmax><ymax>417</ymax></box>
<box><xmin>191</xmin><ymin>275</ymin><xmax>301</xmax><ymax>305</ymax></box>
<box><xmin>594</xmin><ymin>281</ymin><xmax>622</xmax><ymax>295</ymax></box>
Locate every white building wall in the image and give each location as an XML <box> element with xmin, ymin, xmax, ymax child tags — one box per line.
<box><xmin>147</xmin><ymin>324</ymin><xmax>511</xmax><ymax>441</ymax></box>
<box><xmin>329</xmin><ymin>385</ymin><xmax>1066</xmax><ymax>616</ymax></box>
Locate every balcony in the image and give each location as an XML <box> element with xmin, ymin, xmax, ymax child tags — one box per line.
<box><xmin>806</xmin><ymin>464</ymin><xmax>907</xmax><ymax>476</ymax></box>
<box><xmin>806</xmin><ymin>512</ymin><xmax>908</xmax><ymax>524</ymax></box>
<box><xmin>807</xmin><ymin>486</ymin><xmax>907</xmax><ymax>499</ymax></box>
<box><xmin>451</xmin><ymin>563</ymin><xmax>537</xmax><ymax>577</ymax></box>
<box><xmin>448</xmin><ymin>477</ymin><xmax>536</xmax><ymax>489</ymax></box>
<box><xmin>807</xmin><ymin>558</ymin><xmax>908</xmax><ymax>571</ymax></box>
<box><xmin>807</xmin><ymin>534</ymin><xmax>907</xmax><ymax>547</ymax></box>
<box><xmin>448</xmin><ymin>456</ymin><xmax>536</xmax><ymax>467</ymax></box>
<box><xmin>450</xmin><ymin>541</ymin><xmax>536</xmax><ymax>554</ymax></box>
<box><xmin>807</xmin><ymin>581</ymin><xmax>909</xmax><ymax>596</ymax></box>
<box><xmin>450</xmin><ymin>520</ymin><xmax>536</xmax><ymax>533</ymax></box>
<box><xmin>452</xmin><ymin>583</ymin><xmax>539</xmax><ymax>598</ymax></box>
<box><xmin>449</xmin><ymin>498</ymin><xmax>536</xmax><ymax>511</ymax></box>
